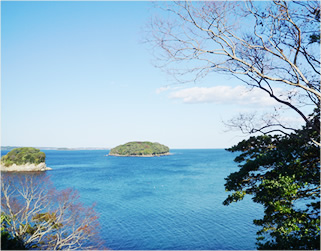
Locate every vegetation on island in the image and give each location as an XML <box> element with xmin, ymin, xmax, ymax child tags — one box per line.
<box><xmin>109</xmin><ymin>141</ymin><xmax>169</xmax><ymax>156</ymax></box>
<box><xmin>1</xmin><ymin>147</ymin><xmax>46</xmax><ymax>167</ymax></box>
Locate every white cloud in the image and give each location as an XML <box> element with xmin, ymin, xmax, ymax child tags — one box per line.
<box><xmin>156</xmin><ymin>86</ymin><xmax>171</xmax><ymax>94</ymax></box>
<box><xmin>168</xmin><ymin>85</ymin><xmax>279</xmax><ymax>106</ymax></box>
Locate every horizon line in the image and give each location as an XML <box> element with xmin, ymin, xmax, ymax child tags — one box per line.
<box><xmin>1</xmin><ymin>145</ymin><xmax>227</xmax><ymax>150</ymax></box>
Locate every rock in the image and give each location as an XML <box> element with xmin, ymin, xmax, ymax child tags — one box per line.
<box><xmin>0</xmin><ymin>162</ymin><xmax>52</xmax><ymax>172</ymax></box>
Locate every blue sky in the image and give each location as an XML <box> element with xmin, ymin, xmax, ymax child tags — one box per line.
<box><xmin>1</xmin><ymin>1</ymin><xmax>301</xmax><ymax>149</ymax></box>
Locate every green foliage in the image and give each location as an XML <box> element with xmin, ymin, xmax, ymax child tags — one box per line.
<box><xmin>1</xmin><ymin>147</ymin><xmax>46</xmax><ymax>166</ymax></box>
<box><xmin>1</xmin><ymin>211</ymin><xmax>62</xmax><ymax>250</ymax></box>
<box><xmin>224</xmin><ymin>112</ymin><xmax>320</xmax><ymax>250</ymax></box>
<box><xmin>109</xmin><ymin>141</ymin><xmax>170</xmax><ymax>156</ymax></box>
<box><xmin>31</xmin><ymin>212</ymin><xmax>63</xmax><ymax>231</ymax></box>
<box><xmin>309</xmin><ymin>34</ymin><xmax>320</xmax><ymax>44</ymax></box>
<box><xmin>1</xmin><ymin>213</ymin><xmax>26</xmax><ymax>250</ymax></box>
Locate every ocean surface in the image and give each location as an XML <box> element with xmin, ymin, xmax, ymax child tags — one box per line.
<box><xmin>1</xmin><ymin>149</ymin><xmax>263</xmax><ymax>250</ymax></box>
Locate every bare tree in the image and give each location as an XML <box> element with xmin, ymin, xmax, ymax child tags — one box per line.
<box><xmin>147</xmin><ymin>1</ymin><xmax>320</xmax><ymax>142</ymax></box>
<box><xmin>1</xmin><ymin>173</ymin><xmax>104</xmax><ymax>250</ymax></box>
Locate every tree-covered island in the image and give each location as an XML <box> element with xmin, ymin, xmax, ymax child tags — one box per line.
<box><xmin>109</xmin><ymin>141</ymin><xmax>170</xmax><ymax>157</ymax></box>
<box><xmin>0</xmin><ymin>147</ymin><xmax>51</xmax><ymax>171</ymax></box>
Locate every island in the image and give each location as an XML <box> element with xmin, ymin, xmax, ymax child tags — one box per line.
<box><xmin>0</xmin><ymin>147</ymin><xmax>52</xmax><ymax>172</ymax></box>
<box><xmin>109</xmin><ymin>141</ymin><xmax>170</xmax><ymax>157</ymax></box>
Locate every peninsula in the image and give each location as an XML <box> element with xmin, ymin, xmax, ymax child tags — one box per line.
<box><xmin>1</xmin><ymin>147</ymin><xmax>52</xmax><ymax>172</ymax></box>
<box><xmin>109</xmin><ymin>141</ymin><xmax>170</xmax><ymax>157</ymax></box>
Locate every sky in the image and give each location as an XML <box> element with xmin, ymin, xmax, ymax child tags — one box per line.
<box><xmin>1</xmin><ymin>1</ymin><xmax>302</xmax><ymax>149</ymax></box>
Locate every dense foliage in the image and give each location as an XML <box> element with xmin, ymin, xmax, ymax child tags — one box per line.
<box><xmin>109</xmin><ymin>141</ymin><xmax>169</xmax><ymax>156</ymax></box>
<box><xmin>1</xmin><ymin>214</ymin><xmax>26</xmax><ymax>250</ymax></box>
<box><xmin>223</xmin><ymin>112</ymin><xmax>320</xmax><ymax>249</ymax></box>
<box><xmin>1</xmin><ymin>147</ymin><xmax>46</xmax><ymax>167</ymax></box>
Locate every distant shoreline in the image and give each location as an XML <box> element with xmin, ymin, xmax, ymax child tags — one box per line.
<box><xmin>108</xmin><ymin>152</ymin><xmax>172</xmax><ymax>157</ymax></box>
<box><xmin>1</xmin><ymin>146</ymin><xmax>110</xmax><ymax>151</ymax></box>
<box><xmin>1</xmin><ymin>147</ymin><xmax>226</xmax><ymax>151</ymax></box>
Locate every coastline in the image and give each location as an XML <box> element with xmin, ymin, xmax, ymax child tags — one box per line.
<box><xmin>108</xmin><ymin>152</ymin><xmax>172</xmax><ymax>157</ymax></box>
<box><xmin>0</xmin><ymin>162</ymin><xmax>52</xmax><ymax>172</ymax></box>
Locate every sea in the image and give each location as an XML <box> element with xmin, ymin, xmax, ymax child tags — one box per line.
<box><xmin>1</xmin><ymin>149</ymin><xmax>263</xmax><ymax>250</ymax></box>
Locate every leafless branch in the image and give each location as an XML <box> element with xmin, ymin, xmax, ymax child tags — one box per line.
<box><xmin>1</xmin><ymin>174</ymin><xmax>104</xmax><ymax>250</ymax></box>
<box><xmin>146</xmin><ymin>0</ymin><xmax>320</xmax><ymax>143</ymax></box>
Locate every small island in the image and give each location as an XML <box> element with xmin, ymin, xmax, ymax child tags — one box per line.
<box><xmin>0</xmin><ymin>147</ymin><xmax>52</xmax><ymax>172</ymax></box>
<box><xmin>109</xmin><ymin>141</ymin><xmax>170</xmax><ymax>157</ymax></box>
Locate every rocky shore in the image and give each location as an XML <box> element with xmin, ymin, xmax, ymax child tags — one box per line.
<box><xmin>108</xmin><ymin>152</ymin><xmax>171</xmax><ymax>157</ymax></box>
<box><xmin>0</xmin><ymin>162</ymin><xmax>52</xmax><ymax>172</ymax></box>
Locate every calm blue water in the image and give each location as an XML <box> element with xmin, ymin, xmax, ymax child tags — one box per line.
<box><xmin>1</xmin><ymin>149</ymin><xmax>263</xmax><ymax>250</ymax></box>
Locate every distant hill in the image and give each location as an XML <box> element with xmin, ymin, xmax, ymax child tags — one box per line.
<box><xmin>109</xmin><ymin>141</ymin><xmax>170</xmax><ymax>157</ymax></box>
<box><xmin>1</xmin><ymin>146</ymin><xmax>21</xmax><ymax>151</ymax></box>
